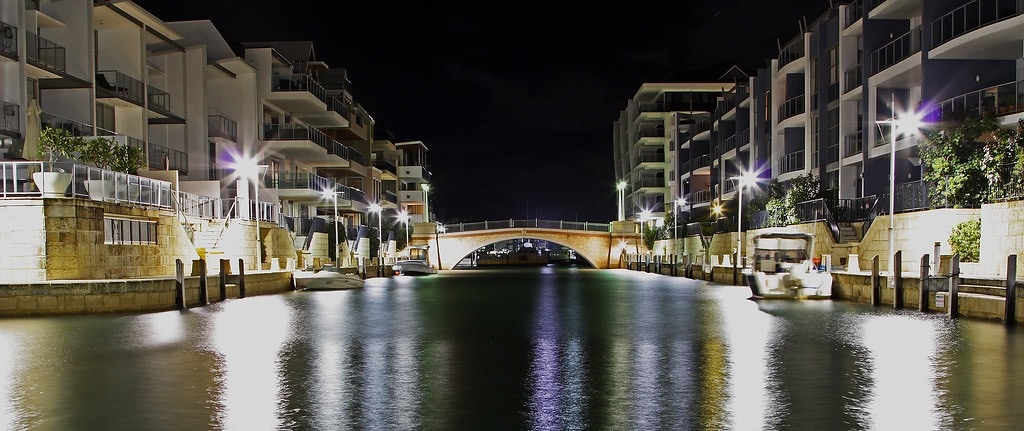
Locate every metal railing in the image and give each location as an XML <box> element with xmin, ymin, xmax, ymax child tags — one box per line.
<box><xmin>0</xmin><ymin>162</ymin><xmax>173</xmax><ymax>208</ymax></box>
<box><xmin>824</xmin><ymin>143</ymin><xmax>840</xmax><ymax>165</ymax></box>
<box><xmin>845</xmin><ymin>0</ymin><xmax>863</xmax><ymax>29</ymax></box>
<box><xmin>267</xmin><ymin>172</ymin><xmax>334</xmax><ymax>193</ymax></box>
<box><xmin>271</xmin><ymin>73</ymin><xmax>327</xmax><ymax>104</ymax></box>
<box><xmin>95</xmin><ymin>127</ymin><xmax>146</xmax><ymax>151</ymax></box>
<box><xmin>634</xmin><ymin>177</ymin><xmax>665</xmax><ymax>189</ymax></box>
<box><xmin>721</xmin><ymin>134</ymin><xmax>737</xmax><ymax>153</ymax></box>
<box><xmin>96</xmin><ymin>70</ymin><xmax>145</xmax><ymax>106</ymax></box>
<box><xmin>780</xmin><ymin>150</ymin><xmax>805</xmax><ymax>174</ymax></box>
<box><xmin>208</xmin><ymin>114</ymin><xmax>238</xmax><ymax>142</ymax></box>
<box><xmin>41</xmin><ymin>112</ymin><xmax>93</xmax><ymax>137</ymax></box>
<box><xmin>940</xmin><ymin>78</ymin><xmax>1024</xmax><ymax>119</ymax></box>
<box><xmin>442</xmin><ymin>219</ymin><xmax>610</xmax><ymax>233</ymax></box>
<box><xmin>844</xmin><ymin>63</ymin><xmax>862</xmax><ymax>93</ymax></box>
<box><xmin>0</xmin><ymin>20</ymin><xmax>17</xmax><ymax>58</ymax></box>
<box><xmin>147</xmin><ymin>142</ymin><xmax>188</xmax><ymax>173</ymax></box>
<box><xmin>871</xmin><ymin>26</ymin><xmax>921</xmax><ymax>75</ymax></box>
<box><xmin>779</xmin><ymin>36</ymin><xmax>805</xmax><ymax>67</ymax></box>
<box><xmin>932</xmin><ymin>0</ymin><xmax>1024</xmax><ymax>49</ymax></box>
<box><xmin>177</xmin><ymin>190</ymin><xmax>221</xmax><ymax>219</ymax></box>
<box><xmin>793</xmin><ymin>198</ymin><xmax>841</xmax><ymax>242</ymax></box>
<box><xmin>327</xmin><ymin>96</ymin><xmax>350</xmax><ymax>118</ymax></box>
<box><xmin>637</xmin><ymin>152</ymin><xmax>665</xmax><ymax>163</ymax></box>
<box><xmin>826</xmin><ymin>195</ymin><xmax>877</xmax><ymax>222</ymax></box>
<box><xmin>225</xmin><ymin>196</ymin><xmax>280</xmax><ymax>223</ymax></box>
<box><xmin>26</xmin><ymin>31</ymin><xmax>65</xmax><ymax>73</ymax></box>
<box><xmin>147</xmin><ymin>85</ymin><xmax>170</xmax><ymax>113</ymax></box>
<box><xmin>737</xmin><ymin>128</ymin><xmax>750</xmax><ymax>148</ymax></box>
<box><xmin>263</xmin><ymin>123</ymin><xmax>366</xmax><ymax>165</ymax></box>
<box><xmin>691</xmin><ymin>189</ymin><xmax>711</xmax><ymax>204</ymax></box>
<box><xmin>692</xmin><ymin>153</ymin><xmax>711</xmax><ymax>170</ymax></box>
<box><xmin>778</xmin><ymin>94</ymin><xmax>805</xmax><ymax>121</ymax></box>
<box><xmin>337</xmin><ymin>184</ymin><xmax>366</xmax><ymax>205</ymax></box>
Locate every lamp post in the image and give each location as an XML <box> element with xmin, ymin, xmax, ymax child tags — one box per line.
<box><xmin>323</xmin><ymin>186</ymin><xmax>339</xmax><ymax>264</ymax></box>
<box><xmin>638</xmin><ymin>208</ymin><xmax>652</xmax><ymax>253</ymax></box>
<box><xmin>674</xmin><ymin>197</ymin><xmax>687</xmax><ymax>239</ymax></box>
<box><xmin>233</xmin><ymin>158</ymin><xmax>268</xmax><ymax>269</ymax></box>
<box><xmin>730</xmin><ymin>171</ymin><xmax>757</xmax><ymax>269</ymax></box>
<box><xmin>616</xmin><ymin>181</ymin><xmax>627</xmax><ymax>221</ymax></box>
<box><xmin>369</xmin><ymin>202</ymin><xmax>383</xmax><ymax>274</ymax></box>
<box><xmin>421</xmin><ymin>183</ymin><xmax>431</xmax><ymax>223</ymax></box>
<box><xmin>875</xmin><ymin>98</ymin><xmax>922</xmax><ymax>275</ymax></box>
<box><xmin>398</xmin><ymin>209</ymin><xmax>410</xmax><ymax>249</ymax></box>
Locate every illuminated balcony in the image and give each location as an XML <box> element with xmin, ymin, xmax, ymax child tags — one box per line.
<box><xmin>930</xmin><ymin>0</ymin><xmax>1024</xmax><ymax>60</ymax></box>
<box><xmin>267</xmin><ymin>73</ymin><xmax>328</xmax><ymax>114</ymax></box>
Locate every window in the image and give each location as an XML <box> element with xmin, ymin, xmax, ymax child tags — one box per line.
<box><xmin>104</xmin><ymin>217</ymin><xmax>157</xmax><ymax>245</ymax></box>
<box><xmin>829</xmin><ymin>46</ymin><xmax>839</xmax><ymax>84</ymax></box>
<box><xmin>96</xmin><ymin>103</ymin><xmax>115</xmax><ymax>131</ymax></box>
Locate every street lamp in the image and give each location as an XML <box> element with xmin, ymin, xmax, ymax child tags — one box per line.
<box><xmin>421</xmin><ymin>183</ymin><xmax>431</xmax><ymax>223</ymax></box>
<box><xmin>232</xmin><ymin>157</ymin><xmax>268</xmax><ymax>268</ymax></box>
<box><xmin>616</xmin><ymin>181</ymin><xmax>627</xmax><ymax>221</ymax></box>
<box><xmin>674</xmin><ymin>197</ymin><xmax>687</xmax><ymax>239</ymax></box>
<box><xmin>369</xmin><ymin>202</ymin><xmax>383</xmax><ymax>272</ymax></box>
<box><xmin>876</xmin><ymin>99</ymin><xmax>923</xmax><ymax>275</ymax></box>
<box><xmin>397</xmin><ymin>209</ymin><xmax>410</xmax><ymax>249</ymax></box>
<box><xmin>323</xmin><ymin>186</ymin><xmax>339</xmax><ymax>264</ymax></box>
<box><xmin>730</xmin><ymin>170</ymin><xmax>758</xmax><ymax>269</ymax></box>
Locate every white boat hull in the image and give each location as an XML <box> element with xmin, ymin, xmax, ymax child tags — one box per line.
<box><xmin>746</xmin><ymin>269</ymin><xmax>833</xmax><ymax>300</ymax></box>
<box><xmin>294</xmin><ymin>270</ymin><xmax>365</xmax><ymax>290</ymax></box>
<box><xmin>394</xmin><ymin>260</ymin><xmax>436</xmax><ymax>276</ymax></box>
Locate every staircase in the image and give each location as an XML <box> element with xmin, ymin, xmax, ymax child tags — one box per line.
<box><xmin>192</xmin><ymin>218</ymin><xmax>229</xmax><ymax>254</ymax></box>
<box><xmin>838</xmin><ymin>223</ymin><xmax>860</xmax><ymax>244</ymax></box>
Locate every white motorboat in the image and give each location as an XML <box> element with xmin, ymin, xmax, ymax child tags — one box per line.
<box><xmin>745</xmin><ymin>232</ymin><xmax>833</xmax><ymax>300</ymax></box>
<box><xmin>393</xmin><ymin>245</ymin><xmax>437</xmax><ymax>276</ymax></box>
<box><xmin>294</xmin><ymin>265</ymin><xmax>365</xmax><ymax>290</ymax></box>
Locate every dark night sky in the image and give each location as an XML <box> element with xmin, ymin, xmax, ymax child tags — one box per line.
<box><xmin>134</xmin><ymin>0</ymin><xmax>828</xmax><ymax>223</ymax></box>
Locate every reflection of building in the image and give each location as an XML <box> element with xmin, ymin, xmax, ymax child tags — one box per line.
<box><xmin>0</xmin><ymin>1</ymin><xmax>432</xmax><ymax>281</ymax></box>
<box><xmin>614</xmin><ymin>1</ymin><xmax>1024</xmax><ymax>225</ymax></box>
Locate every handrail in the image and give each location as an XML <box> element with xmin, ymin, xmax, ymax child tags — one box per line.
<box><xmin>871</xmin><ymin>26</ymin><xmax>921</xmax><ymax>75</ymax></box>
<box><xmin>932</xmin><ymin>0</ymin><xmax>1024</xmax><ymax>49</ymax></box>
<box><xmin>442</xmin><ymin>219</ymin><xmax>610</xmax><ymax>233</ymax></box>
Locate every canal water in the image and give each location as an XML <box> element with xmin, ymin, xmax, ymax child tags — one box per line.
<box><xmin>2</xmin><ymin>268</ymin><xmax>1024</xmax><ymax>430</ymax></box>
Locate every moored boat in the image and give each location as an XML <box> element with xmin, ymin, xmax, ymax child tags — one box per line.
<box><xmin>393</xmin><ymin>244</ymin><xmax>437</xmax><ymax>276</ymax></box>
<box><xmin>745</xmin><ymin>232</ymin><xmax>833</xmax><ymax>300</ymax></box>
<box><xmin>294</xmin><ymin>265</ymin><xmax>365</xmax><ymax>290</ymax></box>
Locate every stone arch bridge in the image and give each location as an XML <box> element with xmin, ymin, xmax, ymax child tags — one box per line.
<box><xmin>410</xmin><ymin>220</ymin><xmax>640</xmax><ymax>270</ymax></box>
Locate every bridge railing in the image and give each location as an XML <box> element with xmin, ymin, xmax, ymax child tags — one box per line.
<box><xmin>443</xmin><ymin>219</ymin><xmax>610</xmax><ymax>233</ymax></box>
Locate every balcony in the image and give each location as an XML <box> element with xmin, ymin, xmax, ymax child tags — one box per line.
<box><xmin>870</xmin><ymin>26</ymin><xmax>921</xmax><ymax>75</ymax></box>
<box><xmin>336</xmin><ymin>184</ymin><xmax>367</xmax><ymax>209</ymax></box>
<box><xmin>25</xmin><ymin>31</ymin><xmax>65</xmax><ymax>77</ymax></box>
<box><xmin>40</xmin><ymin>112</ymin><xmax>93</xmax><ymax>138</ymax></box>
<box><xmin>692</xmin><ymin>153</ymin><xmax>711</xmax><ymax>172</ymax></box>
<box><xmin>96</xmin><ymin>70</ymin><xmax>145</xmax><ymax>107</ymax></box>
<box><xmin>0</xmin><ymin>101</ymin><xmax>20</xmax><ymax>138</ymax></box>
<box><xmin>208</xmin><ymin>114</ymin><xmax>237</xmax><ymax>142</ymax></box>
<box><xmin>844</xmin><ymin>0</ymin><xmax>864</xmax><ymax>29</ymax></box>
<box><xmin>0</xmin><ymin>162</ymin><xmax>172</xmax><ymax>208</ymax></box>
<box><xmin>147</xmin><ymin>84</ymin><xmax>183</xmax><ymax>124</ymax></box>
<box><xmin>868</xmin><ymin>0</ymin><xmax>920</xmax><ymax>19</ymax></box>
<box><xmin>778</xmin><ymin>94</ymin><xmax>806</xmax><ymax>122</ymax></box>
<box><xmin>940</xmin><ymin>78</ymin><xmax>1024</xmax><ymax>119</ymax></box>
<box><xmin>268</xmin><ymin>73</ymin><xmax>328</xmax><ymax>114</ymax></box>
<box><xmin>637</xmin><ymin>152</ymin><xmax>665</xmax><ymax>163</ymax></box>
<box><xmin>930</xmin><ymin>0</ymin><xmax>1024</xmax><ymax>60</ymax></box>
<box><xmin>264</xmin><ymin>172</ymin><xmax>334</xmax><ymax>202</ymax></box>
<box><xmin>691</xmin><ymin>189</ymin><xmax>711</xmax><ymax>205</ymax></box>
<box><xmin>721</xmin><ymin>134</ymin><xmax>737</xmax><ymax>155</ymax></box>
<box><xmin>96</xmin><ymin>127</ymin><xmax>145</xmax><ymax>151</ymax></box>
<box><xmin>737</xmin><ymin>128</ymin><xmax>750</xmax><ymax>148</ymax></box>
<box><xmin>824</xmin><ymin>142</ymin><xmax>840</xmax><ymax>166</ymax></box>
<box><xmin>844</xmin><ymin>130</ymin><xmax>864</xmax><ymax>157</ymax></box>
<box><xmin>634</xmin><ymin>178</ymin><xmax>665</xmax><ymax>190</ymax></box>
<box><xmin>844</xmin><ymin>64</ymin><xmax>863</xmax><ymax>94</ymax></box>
<box><xmin>262</xmin><ymin>123</ymin><xmax>365</xmax><ymax>166</ymax></box>
<box><xmin>398</xmin><ymin>165</ymin><xmax>431</xmax><ymax>182</ymax></box>
<box><xmin>294</xmin><ymin>95</ymin><xmax>350</xmax><ymax>129</ymax></box>
<box><xmin>373</xmin><ymin>158</ymin><xmax>398</xmax><ymax>178</ymax></box>
<box><xmin>691</xmin><ymin>120</ymin><xmax>712</xmax><ymax>137</ymax></box>
<box><xmin>780</xmin><ymin>150</ymin><xmax>806</xmax><ymax>174</ymax></box>
<box><xmin>0</xmin><ymin>21</ymin><xmax>17</xmax><ymax>60</ymax></box>
<box><xmin>147</xmin><ymin>142</ymin><xmax>188</xmax><ymax>174</ymax></box>
<box><xmin>779</xmin><ymin>36</ymin><xmax>805</xmax><ymax>69</ymax></box>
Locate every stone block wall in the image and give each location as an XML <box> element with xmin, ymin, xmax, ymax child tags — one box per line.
<box><xmin>857</xmin><ymin>208</ymin><xmax>979</xmax><ymax>273</ymax></box>
<box><xmin>980</xmin><ymin>201</ymin><xmax>1024</xmax><ymax>278</ymax></box>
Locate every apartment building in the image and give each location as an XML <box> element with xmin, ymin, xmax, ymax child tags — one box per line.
<box><xmin>0</xmin><ymin>0</ymin><xmax>432</xmax><ymax>280</ymax></box>
<box><xmin>621</xmin><ymin>0</ymin><xmax>1024</xmax><ymax>226</ymax></box>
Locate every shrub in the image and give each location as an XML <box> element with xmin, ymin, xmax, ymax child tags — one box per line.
<box><xmin>949</xmin><ymin>219</ymin><xmax>981</xmax><ymax>262</ymax></box>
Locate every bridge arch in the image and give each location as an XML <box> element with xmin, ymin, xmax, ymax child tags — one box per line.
<box><xmin>416</xmin><ymin>227</ymin><xmax>620</xmax><ymax>270</ymax></box>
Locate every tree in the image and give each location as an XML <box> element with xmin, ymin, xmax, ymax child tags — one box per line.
<box><xmin>747</xmin><ymin>173</ymin><xmax>819</xmax><ymax>227</ymax></box>
<box><xmin>643</xmin><ymin>224</ymin><xmax>667</xmax><ymax>252</ymax></box>
<box><xmin>920</xmin><ymin>113</ymin><xmax>998</xmax><ymax>207</ymax></box>
<box><xmin>949</xmin><ymin>219</ymin><xmax>981</xmax><ymax>262</ymax></box>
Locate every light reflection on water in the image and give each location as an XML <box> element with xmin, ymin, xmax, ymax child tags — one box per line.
<box><xmin>1</xmin><ymin>269</ymin><xmax>1024</xmax><ymax>429</ymax></box>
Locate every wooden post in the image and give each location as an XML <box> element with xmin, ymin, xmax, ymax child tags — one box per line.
<box><xmin>1005</xmin><ymin>255</ymin><xmax>1017</xmax><ymax>326</ymax></box>
<box><xmin>732</xmin><ymin>251</ymin><xmax>738</xmax><ymax>285</ymax></box>
<box><xmin>894</xmin><ymin>250</ymin><xmax>904</xmax><ymax>309</ymax></box>
<box><xmin>175</xmin><ymin>259</ymin><xmax>185</xmax><ymax>310</ymax></box>
<box><xmin>871</xmin><ymin>255</ymin><xmax>881</xmax><ymax>306</ymax></box>
<box><xmin>949</xmin><ymin>254</ymin><xmax>960</xmax><ymax>318</ymax></box>
<box><xmin>238</xmin><ymin>258</ymin><xmax>247</xmax><ymax>298</ymax></box>
<box><xmin>198</xmin><ymin>259</ymin><xmax>208</xmax><ymax>306</ymax></box>
<box><xmin>919</xmin><ymin>254</ymin><xmax>930</xmax><ymax>313</ymax></box>
<box><xmin>219</xmin><ymin>259</ymin><xmax>229</xmax><ymax>301</ymax></box>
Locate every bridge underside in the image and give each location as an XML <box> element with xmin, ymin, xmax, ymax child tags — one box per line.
<box><xmin>412</xmin><ymin>227</ymin><xmax>639</xmax><ymax>270</ymax></box>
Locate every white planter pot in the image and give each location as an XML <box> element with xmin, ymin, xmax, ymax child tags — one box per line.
<box><xmin>32</xmin><ymin>171</ymin><xmax>72</xmax><ymax>197</ymax></box>
<box><xmin>84</xmin><ymin>179</ymin><xmax>113</xmax><ymax>201</ymax></box>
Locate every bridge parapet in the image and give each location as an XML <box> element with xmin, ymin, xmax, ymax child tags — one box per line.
<box><xmin>444</xmin><ymin>219</ymin><xmax>610</xmax><ymax>233</ymax></box>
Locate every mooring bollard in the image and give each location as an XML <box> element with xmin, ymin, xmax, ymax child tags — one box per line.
<box><xmin>238</xmin><ymin>258</ymin><xmax>247</xmax><ymax>298</ymax></box>
<box><xmin>1005</xmin><ymin>255</ymin><xmax>1017</xmax><ymax>326</ymax></box>
<box><xmin>894</xmin><ymin>250</ymin><xmax>904</xmax><ymax>309</ymax></box>
<box><xmin>219</xmin><ymin>259</ymin><xmax>229</xmax><ymax>301</ymax></box>
<box><xmin>919</xmin><ymin>254</ymin><xmax>930</xmax><ymax>313</ymax></box>
<box><xmin>949</xmin><ymin>254</ymin><xmax>960</xmax><ymax>318</ymax></box>
<box><xmin>871</xmin><ymin>255</ymin><xmax>881</xmax><ymax>306</ymax></box>
<box><xmin>175</xmin><ymin>259</ymin><xmax>185</xmax><ymax>310</ymax></box>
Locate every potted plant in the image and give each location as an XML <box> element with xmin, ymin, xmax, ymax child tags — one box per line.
<box><xmin>80</xmin><ymin>136</ymin><xmax>117</xmax><ymax>200</ymax></box>
<box><xmin>32</xmin><ymin>127</ymin><xmax>83</xmax><ymax>197</ymax></box>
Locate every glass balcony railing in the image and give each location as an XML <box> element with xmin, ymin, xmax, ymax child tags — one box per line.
<box><xmin>373</xmin><ymin>158</ymin><xmax>398</xmax><ymax>175</ymax></box>
<box><xmin>272</xmin><ymin>73</ymin><xmax>328</xmax><ymax>104</ymax></box>
<box><xmin>778</xmin><ymin>94</ymin><xmax>806</xmax><ymax>121</ymax></box>
<box><xmin>824</xmin><ymin>143</ymin><xmax>840</xmax><ymax>165</ymax></box>
<box><xmin>940</xmin><ymin>78</ymin><xmax>1024</xmax><ymax>119</ymax></box>
<box><xmin>780</xmin><ymin>150</ymin><xmax>806</xmax><ymax>174</ymax></box>
<box><xmin>95</xmin><ymin>127</ymin><xmax>146</xmax><ymax>151</ymax></box>
<box><xmin>0</xmin><ymin>21</ymin><xmax>17</xmax><ymax>58</ymax></box>
<box><xmin>337</xmin><ymin>184</ymin><xmax>366</xmax><ymax>204</ymax></box>
<box><xmin>871</xmin><ymin>26</ymin><xmax>921</xmax><ymax>75</ymax></box>
<box><xmin>96</xmin><ymin>70</ymin><xmax>145</xmax><ymax>106</ymax></box>
<box><xmin>1</xmin><ymin>100</ymin><xmax>20</xmax><ymax>136</ymax></box>
<box><xmin>844</xmin><ymin>63</ymin><xmax>863</xmax><ymax>93</ymax></box>
<box><xmin>265</xmin><ymin>172</ymin><xmax>333</xmax><ymax>193</ymax></box>
<box><xmin>779</xmin><ymin>36</ymin><xmax>805</xmax><ymax>67</ymax></box>
<box><xmin>692</xmin><ymin>153</ymin><xmax>711</xmax><ymax>169</ymax></box>
<box><xmin>208</xmin><ymin>114</ymin><xmax>238</xmax><ymax>142</ymax></box>
<box><xmin>262</xmin><ymin>123</ymin><xmax>366</xmax><ymax>165</ymax></box>
<box><xmin>845</xmin><ymin>0</ymin><xmax>864</xmax><ymax>29</ymax></box>
<box><xmin>147</xmin><ymin>142</ymin><xmax>188</xmax><ymax>173</ymax></box>
<box><xmin>147</xmin><ymin>85</ymin><xmax>170</xmax><ymax>113</ymax></box>
<box><xmin>932</xmin><ymin>0</ymin><xmax>1024</xmax><ymax>49</ymax></box>
<box><xmin>692</xmin><ymin>189</ymin><xmax>711</xmax><ymax>204</ymax></box>
<box><xmin>40</xmin><ymin>112</ymin><xmax>93</xmax><ymax>137</ymax></box>
<box><xmin>26</xmin><ymin>31</ymin><xmax>65</xmax><ymax>73</ymax></box>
